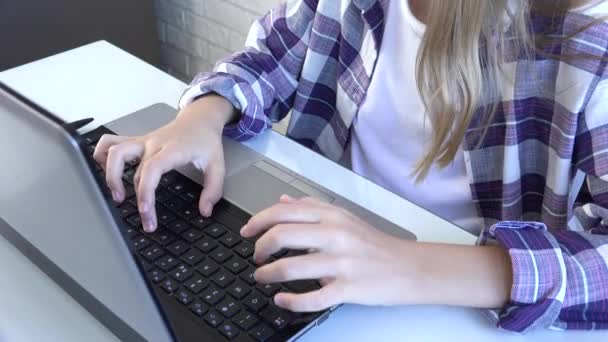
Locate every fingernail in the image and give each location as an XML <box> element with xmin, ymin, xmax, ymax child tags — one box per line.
<box><xmin>240</xmin><ymin>225</ymin><xmax>248</xmax><ymax>235</ymax></box>
<box><xmin>203</xmin><ymin>202</ymin><xmax>213</xmax><ymax>217</ymax></box>
<box><xmin>274</xmin><ymin>294</ymin><xmax>285</xmax><ymax>307</ymax></box>
<box><xmin>143</xmin><ymin>217</ymin><xmax>154</xmax><ymax>232</ymax></box>
<box><xmin>112</xmin><ymin>191</ymin><xmax>120</xmax><ymax>202</ymax></box>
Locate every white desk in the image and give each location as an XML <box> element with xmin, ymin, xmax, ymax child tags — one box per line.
<box><xmin>0</xmin><ymin>41</ymin><xmax>604</xmax><ymax>342</ymax></box>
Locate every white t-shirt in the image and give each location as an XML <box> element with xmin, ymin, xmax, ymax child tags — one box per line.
<box><xmin>345</xmin><ymin>0</ymin><xmax>482</xmax><ymax>233</ymax></box>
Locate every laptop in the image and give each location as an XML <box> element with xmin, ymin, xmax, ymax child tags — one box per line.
<box><xmin>0</xmin><ymin>82</ymin><xmax>416</xmax><ymax>342</ymax></box>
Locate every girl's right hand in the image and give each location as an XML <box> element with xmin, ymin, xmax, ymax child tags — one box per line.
<box><xmin>93</xmin><ymin>95</ymin><xmax>238</xmax><ymax>232</ymax></box>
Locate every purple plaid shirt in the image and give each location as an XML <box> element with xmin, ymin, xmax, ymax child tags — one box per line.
<box><xmin>180</xmin><ymin>0</ymin><xmax>608</xmax><ymax>332</ymax></box>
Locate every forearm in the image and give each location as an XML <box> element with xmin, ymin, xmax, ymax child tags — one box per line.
<box><xmin>408</xmin><ymin>242</ymin><xmax>512</xmax><ymax>308</ymax></box>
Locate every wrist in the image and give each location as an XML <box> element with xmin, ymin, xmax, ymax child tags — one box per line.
<box><xmin>405</xmin><ymin>243</ymin><xmax>512</xmax><ymax>308</ymax></box>
<box><xmin>180</xmin><ymin>94</ymin><xmax>239</xmax><ymax>132</ymax></box>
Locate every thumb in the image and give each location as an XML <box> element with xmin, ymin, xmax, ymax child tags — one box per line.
<box><xmin>198</xmin><ymin>157</ymin><xmax>225</xmax><ymax>217</ymax></box>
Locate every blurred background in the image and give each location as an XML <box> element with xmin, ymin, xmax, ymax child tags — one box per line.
<box><xmin>0</xmin><ymin>0</ymin><xmax>287</xmax><ymax>130</ymax></box>
<box><xmin>0</xmin><ymin>0</ymin><xmax>281</xmax><ymax>81</ymax></box>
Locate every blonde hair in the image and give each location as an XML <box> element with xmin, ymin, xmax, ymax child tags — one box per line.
<box><xmin>413</xmin><ymin>0</ymin><xmax>593</xmax><ymax>181</ymax></box>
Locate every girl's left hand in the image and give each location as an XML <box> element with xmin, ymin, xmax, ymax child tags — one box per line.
<box><xmin>240</xmin><ymin>195</ymin><xmax>420</xmax><ymax>312</ymax></box>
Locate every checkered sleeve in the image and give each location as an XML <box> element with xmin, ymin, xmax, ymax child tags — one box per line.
<box><xmin>477</xmin><ymin>77</ymin><xmax>608</xmax><ymax>332</ymax></box>
<box><xmin>478</xmin><ymin>222</ymin><xmax>608</xmax><ymax>332</ymax></box>
<box><xmin>178</xmin><ymin>0</ymin><xmax>319</xmax><ymax>141</ymax></box>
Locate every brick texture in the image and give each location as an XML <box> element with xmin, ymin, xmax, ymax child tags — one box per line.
<box><xmin>154</xmin><ymin>0</ymin><xmax>282</xmax><ymax>82</ymax></box>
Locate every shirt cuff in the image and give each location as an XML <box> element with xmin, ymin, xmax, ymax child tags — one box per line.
<box><xmin>477</xmin><ymin>221</ymin><xmax>567</xmax><ymax>332</ymax></box>
<box><xmin>179</xmin><ymin>72</ymin><xmax>271</xmax><ymax>141</ymax></box>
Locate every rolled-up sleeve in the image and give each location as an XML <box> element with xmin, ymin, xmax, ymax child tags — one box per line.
<box><xmin>478</xmin><ymin>221</ymin><xmax>608</xmax><ymax>332</ymax></box>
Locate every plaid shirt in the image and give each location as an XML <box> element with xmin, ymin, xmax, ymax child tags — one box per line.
<box><xmin>180</xmin><ymin>0</ymin><xmax>608</xmax><ymax>332</ymax></box>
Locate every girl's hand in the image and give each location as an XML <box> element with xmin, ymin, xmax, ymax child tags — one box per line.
<box><xmin>240</xmin><ymin>196</ymin><xmax>420</xmax><ymax>312</ymax></box>
<box><xmin>93</xmin><ymin>95</ymin><xmax>237</xmax><ymax>232</ymax></box>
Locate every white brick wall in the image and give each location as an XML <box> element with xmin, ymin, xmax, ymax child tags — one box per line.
<box><xmin>154</xmin><ymin>0</ymin><xmax>283</xmax><ymax>82</ymax></box>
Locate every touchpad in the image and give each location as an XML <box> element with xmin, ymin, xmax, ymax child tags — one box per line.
<box><xmin>223</xmin><ymin>166</ymin><xmax>307</xmax><ymax>214</ymax></box>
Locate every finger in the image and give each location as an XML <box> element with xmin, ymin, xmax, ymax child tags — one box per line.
<box><xmin>198</xmin><ymin>156</ymin><xmax>225</xmax><ymax>217</ymax></box>
<box><xmin>274</xmin><ymin>282</ymin><xmax>344</xmax><ymax>312</ymax></box>
<box><xmin>105</xmin><ymin>141</ymin><xmax>143</xmax><ymax>202</ymax></box>
<box><xmin>241</xmin><ymin>203</ymin><xmax>324</xmax><ymax>238</ymax></box>
<box><xmin>133</xmin><ymin>145</ymin><xmax>162</xmax><ymax>191</ymax></box>
<box><xmin>254</xmin><ymin>253</ymin><xmax>337</xmax><ymax>284</ymax></box>
<box><xmin>93</xmin><ymin>134</ymin><xmax>130</xmax><ymax>168</ymax></box>
<box><xmin>137</xmin><ymin>148</ymin><xmax>184</xmax><ymax>232</ymax></box>
<box><xmin>253</xmin><ymin>224</ymin><xmax>334</xmax><ymax>263</ymax></box>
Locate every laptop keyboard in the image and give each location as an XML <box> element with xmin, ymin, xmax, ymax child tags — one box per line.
<box><xmin>82</xmin><ymin>127</ymin><xmax>323</xmax><ymax>341</ymax></box>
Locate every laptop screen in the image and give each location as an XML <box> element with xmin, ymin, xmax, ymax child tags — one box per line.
<box><xmin>0</xmin><ymin>83</ymin><xmax>173</xmax><ymax>342</ymax></box>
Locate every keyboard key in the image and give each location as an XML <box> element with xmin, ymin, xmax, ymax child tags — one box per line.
<box><xmin>206</xmin><ymin>223</ymin><xmax>227</xmax><ymax>238</ymax></box>
<box><xmin>170</xmin><ymin>264</ymin><xmax>193</xmax><ymax>282</ymax></box>
<box><xmin>124</xmin><ymin>186</ymin><xmax>136</xmax><ymax>199</ymax></box>
<box><xmin>256</xmin><ymin>283</ymin><xmax>281</xmax><ymax>297</ymax></box>
<box><xmin>124</xmin><ymin>225</ymin><xmax>138</xmax><ymax>238</ymax></box>
<box><xmin>219</xmin><ymin>231</ymin><xmax>240</xmax><ymax>248</ymax></box>
<box><xmin>118</xmin><ymin>202</ymin><xmax>138</xmax><ymax>218</ymax></box>
<box><xmin>243</xmin><ymin>292</ymin><xmax>268</xmax><ymax>312</ymax></box>
<box><xmin>227</xmin><ymin>280</ymin><xmax>251</xmax><ymax>300</ymax></box>
<box><xmin>211</xmin><ymin>270</ymin><xmax>235</xmax><ymax>288</ymax></box>
<box><xmin>235</xmin><ymin>241</ymin><xmax>254</xmax><ymax>258</ymax></box>
<box><xmin>260</xmin><ymin>305</ymin><xmax>294</xmax><ymax>330</ymax></box>
<box><xmin>181</xmin><ymin>229</ymin><xmax>204</xmax><ymax>243</ymax></box>
<box><xmin>156</xmin><ymin>255</ymin><xmax>179</xmax><ymax>272</ymax></box>
<box><xmin>166</xmin><ymin>220</ymin><xmax>189</xmax><ymax>235</ymax></box>
<box><xmin>218</xmin><ymin>322</ymin><xmax>239</xmax><ymax>339</ymax></box>
<box><xmin>156</xmin><ymin>206</ymin><xmax>176</xmax><ymax>225</ymax></box>
<box><xmin>184</xmin><ymin>275</ymin><xmax>208</xmax><ymax>294</ymax></box>
<box><xmin>148</xmin><ymin>269</ymin><xmax>166</xmax><ymax>283</ymax></box>
<box><xmin>156</xmin><ymin>188</ymin><xmax>173</xmax><ymax>204</ymax></box>
<box><xmin>128</xmin><ymin>197</ymin><xmax>139</xmax><ymax>207</ymax></box>
<box><xmin>203</xmin><ymin>310</ymin><xmax>223</xmax><ymax>328</ymax></box>
<box><xmin>239</xmin><ymin>266</ymin><xmax>257</xmax><ymax>286</ymax></box>
<box><xmin>127</xmin><ymin>214</ymin><xmax>143</xmax><ymax>229</ymax></box>
<box><xmin>166</xmin><ymin>240</ymin><xmax>189</xmax><ymax>256</ymax></box>
<box><xmin>197</xmin><ymin>259</ymin><xmax>219</xmax><ymax>277</ymax></box>
<box><xmin>180</xmin><ymin>190</ymin><xmax>198</xmax><ymax>202</ymax></box>
<box><xmin>249</xmin><ymin>324</ymin><xmax>274</xmax><ymax>341</ymax></box>
<box><xmin>201</xmin><ymin>286</ymin><xmax>225</xmax><ymax>305</ymax></box>
<box><xmin>177</xmin><ymin>206</ymin><xmax>198</xmax><ymax>220</ymax></box>
<box><xmin>225</xmin><ymin>256</ymin><xmax>248</xmax><ymax>274</ymax></box>
<box><xmin>147</xmin><ymin>230</ymin><xmax>175</xmax><ymax>246</ymax></box>
<box><xmin>174</xmin><ymin>288</ymin><xmax>194</xmax><ymax>305</ymax></box>
<box><xmin>217</xmin><ymin>298</ymin><xmax>240</xmax><ymax>318</ymax></box>
<box><xmin>210</xmin><ymin>247</ymin><xmax>233</xmax><ymax>264</ymax></box>
<box><xmin>160</xmin><ymin>277</ymin><xmax>179</xmax><ymax>293</ymax></box>
<box><xmin>168</xmin><ymin>182</ymin><xmax>188</xmax><ymax>194</ymax></box>
<box><xmin>122</xmin><ymin>168</ymin><xmax>136</xmax><ymax>184</ymax></box>
<box><xmin>159</xmin><ymin>173</ymin><xmax>176</xmax><ymax>188</ymax></box>
<box><xmin>140</xmin><ymin>245</ymin><xmax>165</xmax><ymax>262</ymax></box>
<box><xmin>191</xmin><ymin>216</ymin><xmax>212</xmax><ymax>230</ymax></box>
<box><xmin>164</xmin><ymin>197</ymin><xmax>187</xmax><ymax>212</ymax></box>
<box><xmin>189</xmin><ymin>299</ymin><xmax>208</xmax><ymax>317</ymax></box>
<box><xmin>132</xmin><ymin>236</ymin><xmax>151</xmax><ymax>251</ymax></box>
<box><xmin>234</xmin><ymin>311</ymin><xmax>259</xmax><ymax>331</ymax></box>
<box><xmin>194</xmin><ymin>236</ymin><xmax>218</xmax><ymax>254</ymax></box>
<box><xmin>181</xmin><ymin>248</ymin><xmax>204</xmax><ymax>266</ymax></box>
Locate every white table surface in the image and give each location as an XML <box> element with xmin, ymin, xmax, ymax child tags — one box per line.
<box><xmin>0</xmin><ymin>41</ymin><xmax>605</xmax><ymax>342</ymax></box>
